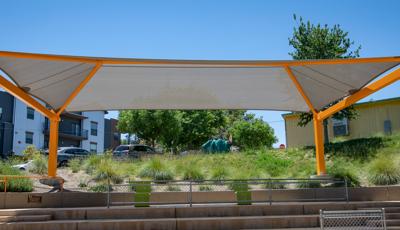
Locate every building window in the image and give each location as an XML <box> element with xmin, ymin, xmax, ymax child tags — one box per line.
<box><xmin>90</xmin><ymin>142</ymin><xmax>97</xmax><ymax>153</ymax></box>
<box><xmin>25</xmin><ymin>132</ymin><xmax>33</xmax><ymax>144</ymax></box>
<box><xmin>332</xmin><ymin>118</ymin><xmax>349</xmax><ymax>137</ymax></box>
<box><xmin>90</xmin><ymin>121</ymin><xmax>98</xmax><ymax>136</ymax></box>
<box><xmin>384</xmin><ymin>120</ymin><xmax>392</xmax><ymax>135</ymax></box>
<box><xmin>27</xmin><ymin>107</ymin><xmax>34</xmax><ymax>120</ymax></box>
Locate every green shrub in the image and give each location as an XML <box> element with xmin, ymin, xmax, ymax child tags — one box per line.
<box><xmin>263</xmin><ymin>182</ymin><xmax>286</xmax><ymax>189</ymax></box>
<box><xmin>317</xmin><ymin>137</ymin><xmax>385</xmax><ymax>159</ymax></box>
<box><xmin>328</xmin><ymin>159</ymin><xmax>360</xmax><ymax>187</ymax></box>
<box><xmin>199</xmin><ymin>185</ymin><xmax>213</xmax><ymax>191</ymax></box>
<box><xmin>138</xmin><ymin>157</ymin><xmax>174</xmax><ymax>181</ymax></box>
<box><xmin>83</xmin><ymin>155</ymin><xmax>102</xmax><ymax>174</ymax></box>
<box><xmin>182</xmin><ymin>166</ymin><xmax>205</xmax><ymax>181</ymax></box>
<box><xmin>154</xmin><ymin>171</ymin><xmax>174</xmax><ymax>181</ymax></box>
<box><xmin>210</xmin><ymin>166</ymin><xmax>230</xmax><ymax>180</ymax></box>
<box><xmin>166</xmin><ymin>185</ymin><xmax>181</xmax><ymax>191</ymax></box>
<box><xmin>229</xmin><ymin>180</ymin><xmax>249</xmax><ymax>191</ymax></box>
<box><xmin>29</xmin><ymin>154</ymin><xmax>48</xmax><ymax>175</ymax></box>
<box><xmin>368</xmin><ymin>155</ymin><xmax>400</xmax><ymax>185</ymax></box>
<box><xmin>255</xmin><ymin>152</ymin><xmax>292</xmax><ymax>177</ymax></box>
<box><xmin>78</xmin><ymin>180</ymin><xmax>88</xmax><ymax>188</ymax></box>
<box><xmin>89</xmin><ymin>183</ymin><xmax>109</xmax><ymax>192</ymax></box>
<box><xmin>22</xmin><ymin>145</ymin><xmax>41</xmax><ymax>160</ymax></box>
<box><xmin>93</xmin><ymin>158</ymin><xmax>124</xmax><ymax>184</ymax></box>
<box><xmin>0</xmin><ymin>162</ymin><xmax>33</xmax><ymax>192</ymax></box>
<box><xmin>69</xmin><ymin>158</ymin><xmax>81</xmax><ymax>173</ymax></box>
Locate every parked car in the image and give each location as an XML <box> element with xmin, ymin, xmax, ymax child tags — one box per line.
<box><xmin>12</xmin><ymin>160</ymin><xmax>34</xmax><ymax>171</ymax></box>
<box><xmin>45</xmin><ymin>147</ymin><xmax>90</xmax><ymax>166</ymax></box>
<box><xmin>113</xmin><ymin>144</ymin><xmax>157</xmax><ymax>158</ymax></box>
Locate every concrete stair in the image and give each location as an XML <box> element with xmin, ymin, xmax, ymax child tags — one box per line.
<box><xmin>0</xmin><ymin>202</ymin><xmax>400</xmax><ymax>230</ymax></box>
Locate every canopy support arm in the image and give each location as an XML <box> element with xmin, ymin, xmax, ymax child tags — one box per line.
<box><xmin>285</xmin><ymin>66</ymin><xmax>327</xmax><ymax>175</ymax></box>
<box><xmin>0</xmin><ymin>74</ymin><xmax>61</xmax><ymax>177</ymax></box>
<box><xmin>318</xmin><ymin>67</ymin><xmax>400</xmax><ymax>121</ymax></box>
<box><xmin>56</xmin><ymin>61</ymin><xmax>103</xmax><ymax>115</ymax></box>
<box><xmin>285</xmin><ymin>66</ymin><xmax>317</xmax><ymax>113</ymax></box>
<box><xmin>0</xmin><ymin>74</ymin><xmax>58</xmax><ymax>120</ymax></box>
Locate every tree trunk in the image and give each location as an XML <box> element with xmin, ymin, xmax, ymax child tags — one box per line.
<box><xmin>323</xmin><ymin>119</ymin><xmax>329</xmax><ymax>144</ymax></box>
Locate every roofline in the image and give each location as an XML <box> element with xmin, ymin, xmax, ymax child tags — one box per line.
<box><xmin>0</xmin><ymin>50</ymin><xmax>399</xmax><ymax>67</ymax></box>
<box><xmin>282</xmin><ymin>96</ymin><xmax>400</xmax><ymax>119</ymax></box>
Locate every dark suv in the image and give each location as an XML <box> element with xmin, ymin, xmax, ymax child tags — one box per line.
<box><xmin>46</xmin><ymin>147</ymin><xmax>90</xmax><ymax>166</ymax></box>
<box><xmin>113</xmin><ymin>144</ymin><xmax>157</xmax><ymax>158</ymax></box>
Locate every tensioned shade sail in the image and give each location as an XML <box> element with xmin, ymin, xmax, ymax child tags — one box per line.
<box><xmin>0</xmin><ymin>51</ymin><xmax>399</xmax><ymax>112</ymax></box>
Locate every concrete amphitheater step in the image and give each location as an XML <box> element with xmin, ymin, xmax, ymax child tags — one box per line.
<box><xmin>0</xmin><ymin>215</ymin><xmax>52</xmax><ymax>223</ymax></box>
<box><xmin>0</xmin><ymin>215</ymin><xmax>319</xmax><ymax>230</ymax></box>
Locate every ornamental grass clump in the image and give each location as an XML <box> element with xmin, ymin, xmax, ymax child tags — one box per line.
<box><xmin>138</xmin><ymin>157</ymin><xmax>174</xmax><ymax>181</ymax></box>
<box><xmin>367</xmin><ymin>155</ymin><xmax>400</xmax><ymax>185</ymax></box>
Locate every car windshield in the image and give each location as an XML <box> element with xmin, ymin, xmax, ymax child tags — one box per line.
<box><xmin>115</xmin><ymin>146</ymin><xmax>129</xmax><ymax>151</ymax></box>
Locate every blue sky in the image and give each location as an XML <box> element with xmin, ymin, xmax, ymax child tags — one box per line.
<box><xmin>0</xmin><ymin>0</ymin><xmax>399</xmax><ymax>146</ymax></box>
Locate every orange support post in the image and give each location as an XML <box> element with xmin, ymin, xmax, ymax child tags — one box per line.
<box><xmin>313</xmin><ymin>113</ymin><xmax>326</xmax><ymax>176</ymax></box>
<box><xmin>48</xmin><ymin>117</ymin><xmax>60</xmax><ymax>177</ymax></box>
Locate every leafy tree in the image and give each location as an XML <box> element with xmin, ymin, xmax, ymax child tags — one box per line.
<box><xmin>178</xmin><ymin>110</ymin><xmax>227</xmax><ymax>150</ymax></box>
<box><xmin>118</xmin><ymin>110</ymin><xmax>180</xmax><ymax>148</ymax></box>
<box><xmin>289</xmin><ymin>15</ymin><xmax>360</xmax><ymax>142</ymax></box>
<box><xmin>229</xmin><ymin>114</ymin><xmax>277</xmax><ymax>150</ymax></box>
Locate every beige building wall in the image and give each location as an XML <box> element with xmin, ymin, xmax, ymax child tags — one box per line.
<box><xmin>284</xmin><ymin>98</ymin><xmax>400</xmax><ymax>147</ymax></box>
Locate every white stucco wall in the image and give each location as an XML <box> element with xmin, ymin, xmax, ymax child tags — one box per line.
<box><xmin>12</xmin><ymin>99</ymin><xmax>45</xmax><ymax>155</ymax></box>
<box><xmin>11</xmin><ymin>96</ymin><xmax>105</xmax><ymax>155</ymax></box>
<box><xmin>81</xmin><ymin>111</ymin><xmax>105</xmax><ymax>153</ymax></box>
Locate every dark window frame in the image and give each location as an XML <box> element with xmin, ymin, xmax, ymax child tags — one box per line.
<box><xmin>90</xmin><ymin>121</ymin><xmax>98</xmax><ymax>136</ymax></box>
<box><xmin>25</xmin><ymin>131</ymin><xmax>34</xmax><ymax>144</ymax></box>
<box><xmin>27</xmin><ymin>107</ymin><xmax>35</xmax><ymax>120</ymax></box>
<box><xmin>90</xmin><ymin>142</ymin><xmax>97</xmax><ymax>153</ymax></box>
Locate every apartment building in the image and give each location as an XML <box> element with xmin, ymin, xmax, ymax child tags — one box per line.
<box><xmin>0</xmin><ymin>91</ymin><xmax>106</xmax><ymax>156</ymax></box>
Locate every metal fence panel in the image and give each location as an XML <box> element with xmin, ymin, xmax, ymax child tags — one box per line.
<box><xmin>320</xmin><ymin>209</ymin><xmax>386</xmax><ymax>230</ymax></box>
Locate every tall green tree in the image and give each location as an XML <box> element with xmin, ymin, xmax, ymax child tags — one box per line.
<box><xmin>178</xmin><ymin>110</ymin><xmax>227</xmax><ymax>150</ymax></box>
<box><xmin>118</xmin><ymin>110</ymin><xmax>181</xmax><ymax>148</ymax></box>
<box><xmin>229</xmin><ymin>114</ymin><xmax>277</xmax><ymax>150</ymax></box>
<box><xmin>118</xmin><ymin>110</ymin><xmax>245</xmax><ymax>151</ymax></box>
<box><xmin>289</xmin><ymin>15</ymin><xmax>360</xmax><ymax>143</ymax></box>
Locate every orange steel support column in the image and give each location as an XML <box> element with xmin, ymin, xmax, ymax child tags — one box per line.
<box><xmin>48</xmin><ymin>117</ymin><xmax>60</xmax><ymax>177</ymax></box>
<box><xmin>313</xmin><ymin>113</ymin><xmax>326</xmax><ymax>175</ymax></box>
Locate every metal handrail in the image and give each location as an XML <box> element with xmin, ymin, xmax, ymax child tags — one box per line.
<box><xmin>107</xmin><ymin>178</ymin><xmax>348</xmax><ymax>208</ymax></box>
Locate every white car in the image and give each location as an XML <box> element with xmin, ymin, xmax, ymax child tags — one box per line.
<box><xmin>12</xmin><ymin>160</ymin><xmax>34</xmax><ymax>171</ymax></box>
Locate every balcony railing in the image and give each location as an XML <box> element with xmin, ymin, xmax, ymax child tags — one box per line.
<box><xmin>43</xmin><ymin>123</ymin><xmax>88</xmax><ymax>139</ymax></box>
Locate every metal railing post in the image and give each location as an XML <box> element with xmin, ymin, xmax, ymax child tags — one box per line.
<box><xmin>344</xmin><ymin>178</ymin><xmax>349</xmax><ymax>202</ymax></box>
<box><xmin>3</xmin><ymin>176</ymin><xmax>6</xmax><ymax>193</ymax></box>
<box><xmin>189</xmin><ymin>180</ymin><xmax>193</xmax><ymax>207</ymax></box>
<box><xmin>382</xmin><ymin>208</ymin><xmax>387</xmax><ymax>230</ymax></box>
<box><xmin>319</xmin><ymin>209</ymin><xmax>324</xmax><ymax>230</ymax></box>
<box><xmin>268</xmin><ymin>179</ymin><xmax>272</xmax><ymax>206</ymax></box>
<box><xmin>107</xmin><ymin>177</ymin><xmax>111</xmax><ymax>208</ymax></box>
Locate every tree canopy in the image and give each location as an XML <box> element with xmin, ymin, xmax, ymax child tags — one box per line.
<box><xmin>289</xmin><ymin>15</ymin><xmax>360</xmax><ymax>141</ymax></box>
<box><xmin>118</xmin><ymin>110</ymin><xmax>276</xmax><ymax>152</ymax></box>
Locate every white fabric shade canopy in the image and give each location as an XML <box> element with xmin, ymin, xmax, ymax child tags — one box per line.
<box><xmin>0</xmin><ymin>51</ymin><xmax>398</xmax><ymax>113</ymax></box>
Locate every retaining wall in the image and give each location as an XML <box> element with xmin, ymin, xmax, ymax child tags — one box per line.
<box><xmin>0</xmin><ymin>186</ymin><xmax>399</xmax><ymax>209</ymax></box>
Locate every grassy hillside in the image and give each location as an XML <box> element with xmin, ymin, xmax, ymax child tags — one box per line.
<box><xmin>78</xmin><ymin>133</ymin><xmax>400</xmax><ymax>188</ymax></box>
<box><xmin>1</xmin><ymin>133</ymin><xmax>400</xmax><ymax>191</ymax></box>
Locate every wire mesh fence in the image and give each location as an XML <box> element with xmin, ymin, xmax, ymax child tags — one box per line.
<box><xmin>320</xmin><ymin>209</ymin><xmax>386</xmax><ymax>230</ymax></box>
<box><xmin>105</xmin><ymin>178</ymin><xmax>348</xmax><ymax>207</ymax></box>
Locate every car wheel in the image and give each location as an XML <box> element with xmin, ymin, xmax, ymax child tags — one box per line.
<box><xmin>59</xmin><ymin>160</ymin><xmax>68</xmax><ymax>167</ymax></box>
